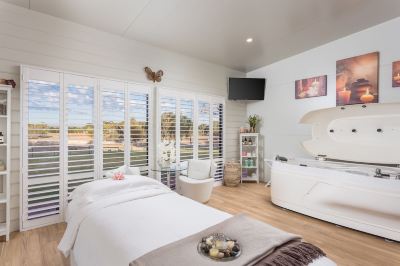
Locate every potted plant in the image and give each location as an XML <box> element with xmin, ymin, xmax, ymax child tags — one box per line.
<box><xmin>248</xmin><ymin>115</ymin><xmax>261</xmax><ymax>133</ymax></box>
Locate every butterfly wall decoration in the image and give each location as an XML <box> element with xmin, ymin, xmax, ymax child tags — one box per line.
<box><xmin>144</xmin><ymin>67</ymin><xmax>164</xmax><ymax>83</ymax></box>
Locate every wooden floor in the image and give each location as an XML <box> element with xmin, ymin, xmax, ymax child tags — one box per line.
<box><xmin>1</xmin><ymin>183</ymin><xmax>399</xmax><ymax>266</ymax></box>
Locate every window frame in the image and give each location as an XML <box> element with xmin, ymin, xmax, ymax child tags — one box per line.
<box><xmin>20</xmin><ymin>66</ymin><xmax>153</xmax><ymax>230</ymax></box>
<box><xmin>63</xmin><ymin>74</ymin><xmax>98</xmax><ymax>207</ymax></box>
<box><xmin>155</xmin><ymin>87</ymin><xmax>225</xmax><ymax>186</ymax></box>
<box><xmin>21</xmin><ymin>67</ymin><xmax>64</xmax><ymax>229</ymax></box>
<box><xmin>20</xmin><ymin>65</ymin><xmax>224</xmax><ymax>230</ymax></box>
<box><xmin>127</xmin><ymin>83</ymin><xmax>154</xmax><ymax>176</ymax></box>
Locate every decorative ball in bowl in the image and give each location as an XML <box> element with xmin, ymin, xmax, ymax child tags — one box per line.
<box><xmin>197</xmin><ymin>233</ymin><xmax>241</xmax><ymax>261</ymax></box>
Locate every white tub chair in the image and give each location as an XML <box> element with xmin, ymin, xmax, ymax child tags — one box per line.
<box><xmin>178</xmin><ymin>159</ymin><xmax>216</xmax><ymax>203</ymax></box>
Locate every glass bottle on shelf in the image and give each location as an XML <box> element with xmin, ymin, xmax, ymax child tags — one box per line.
<box><xmin>242</xmin><ymin>169</ymin><xmax>248</xmax><ymax>177</ymax></box>
<box><xmin>244</xmin><ymin>137</ymin><xmax>248</xmax><ymax>145</ymax></box>
<box><xmin>248</xmin><ymin>138</ymin><xmax>253</xmax><ymax>145</ymax></box>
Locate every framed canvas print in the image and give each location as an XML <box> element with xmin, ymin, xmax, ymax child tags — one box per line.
<box><xmin>336</xmin><ymin>52</ymin><xmax>379</xmax><ymax>106</ymax></box>
<box><xmin>295</xmin><ymin>75</ymin><xmax>327</xmax><ymax>99</ymax></box>
<box><xmin>393</xmin><ymin>61</ymin><xmax>400</xmax><ymax>87</ymax></box>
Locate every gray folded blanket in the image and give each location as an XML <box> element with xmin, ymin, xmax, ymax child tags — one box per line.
<box><xmin>131</xmin><ymin>214</ymin><xmax>315</xmax><ymax>266</ymax></box>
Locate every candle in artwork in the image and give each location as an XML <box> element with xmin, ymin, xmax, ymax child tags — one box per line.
<box><xmin>360</xmin><ymin>88</ymin><xmax>375</xmax><ymax>103</ymax></box>
<box><xmin>338</xmin><ymin>87</ymin><xmax>351</xmax><ymax>105</ymax></box>
<box><xmin>394</xmin><ymin>73</ymin><xmax>400</xmax><ymax>84</ymax></box>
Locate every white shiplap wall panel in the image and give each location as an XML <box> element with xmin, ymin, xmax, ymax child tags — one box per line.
<box><xmin>0</xmin><ymin>2</ymin><xmax>246</xmax><ymax>232</ymax></box>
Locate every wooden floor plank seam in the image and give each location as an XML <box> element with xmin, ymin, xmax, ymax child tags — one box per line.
<box><xmin>0</xmin><ymin>183</ymin><xmax>399</xmax><ymax>266</ymax></box>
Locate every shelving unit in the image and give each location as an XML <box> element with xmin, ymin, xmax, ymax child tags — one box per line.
<box><xmin>0</xmin><ymin>85</ymin><xmax>11</xmax><ymax>241</ymax></box>
<box><xmin>240</xmin><ymin>133</ymin><xmax>259</xmax><ymax>183</ymax></box>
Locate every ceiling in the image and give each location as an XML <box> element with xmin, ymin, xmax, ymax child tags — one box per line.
<box><xmin>3</xmin><ymin>0</ymin><xmax>400</xmax><ymax>72</ymax></box>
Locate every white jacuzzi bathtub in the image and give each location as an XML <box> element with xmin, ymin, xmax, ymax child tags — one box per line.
<box><xmin>269</xmin><ymin>103</ymin><xmax>400</xmax><ymax>241</ymax></box>
<box><xmin>270</xmin><ymin>159</ymin><xmax>400</xmax><ymax>241</ymax></box>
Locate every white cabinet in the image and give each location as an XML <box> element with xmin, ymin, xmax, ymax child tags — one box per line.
<box><xmin>240</xmin><ymin>133</ymin><xmax>259</xmax><ymax>183</ymax></box>
<box><xmin>0</xmin><ymin>85</ymin><xmax>11</xmax><ymax>241</ymax></box>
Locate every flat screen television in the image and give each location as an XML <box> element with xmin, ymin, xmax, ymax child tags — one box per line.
<box><xmin>228</xmin><ymin>78</ymin><xmax>265</xmax><ymax>100</ymax></box>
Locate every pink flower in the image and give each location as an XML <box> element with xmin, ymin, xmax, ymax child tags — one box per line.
<box><xmin>113</xmin><ymin>172</ymin><xmax>125</xmax><ymax>180</ymax></box>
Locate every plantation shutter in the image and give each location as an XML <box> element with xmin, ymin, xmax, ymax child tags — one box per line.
<box><xmin>22</xmin><ymin>68</ymin><xmax>64</xmax><ymax>229</ymax></box>
<box><xmin>156</xmin><ymin>91</ymin><xmax>225</xmax><ymax>188</ymax></box>
<box><xmin>159</xmin><ymin>96</ymin><xmax>177</xmax><ymax>188</ymax></box>
<box><xmin>198</xmin><ymin>101</ymin><xmax>210</xmax><ymax>160</ymax></box>
<box><xmin>179</xmin><ymin>99</ymin><xmax>194</xmax><ymax>161</ymax></box>
<box><xmin>21</xmin><ymin>67</ymin><xmax>154</xmax><ymax>230</ymax></box>
<box><xmin>100</xmin><ymin>80</ymin><xmax>126</xmax><ymax>173</ymax></box>
<box><xmin>64</xmin><ymin>74</ymin><xmax>97</xmax><ymax>201</ymax></box>
<box><xmin>128</xmin><ymin>84</ymin><xmax>152</xmax><ymax>176</ymax></box>
<box><xmin>212</xmin><ymin>103</ymin><xmax>224</xmax><ymax>180</ymax></box>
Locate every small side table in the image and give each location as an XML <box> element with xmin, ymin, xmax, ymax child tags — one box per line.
<box><xmin>151</xmin><ymin>166</ymin><xmax>187</xmax><ymax>189</ymax></box>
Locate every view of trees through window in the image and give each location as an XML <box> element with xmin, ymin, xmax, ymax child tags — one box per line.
<box><xmin>198</xmin><ymin>101</ymin><xmax>210</xmax><ymax>159</ymax></box>
<box><xmin>129</xmin><ymin>92</ymin><xmax>149</xmax><ymax>175</ymax></box>
<box><xmin>102</xmin><ymin>90</ymin><xmax>125</xmax><ymax>171</ymax></box>
<box><xmin>180</xmin><ymin>99</ymin><xmax>194</xmax><ymax>161</ymax></box>
<box><xmin>28</xmin><ymin>81</ymin><xmax>61</xmax><ymax>179</ymax></box>
<box><xmin>27</xmin><ymin>80</ymin><xmax>61</xmax><ymax>220</ymax></box>
<box><xmin>212</xmin><ymin>103</ymin><xmax>223</xmax><ymax>159</ymax></box>
<box><xmin>66</xmin><ymin>84</ymin><xmax>95</xmax><ymax>196</ymax></box>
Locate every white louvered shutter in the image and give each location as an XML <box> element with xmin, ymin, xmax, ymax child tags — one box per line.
<box><xmin>179</xmin><ymin>99</ymin><xmax>194</xmax><ymax>161</ymax></box>
<box><xmin>197</xmin><ymin>101</ymin><xmax>210</xmax><ymax>160</ymax></box>
<box><xmin>22</xmin><ymin>69</ymin><xmax>64</xmax><ymax>229</ymax></box>
<box><xmin>64</xmin><ymin>74</ymin><xmax>97</xmax><ymax>201</ymax></box>
<box><xmin>157</xmin><ymin>92</ymin><xmax>225</xmax><ymax>188</ymax></box>
<box><xmin>22</xmin><ymin>67</ymin><xmax>155</xmax><ymax>230</ymax></box>
<box><xmin>101</xmin><ymin>81</ymin><xmax>126</xmax><ymax>173</ymax></box>
<box><xmin>212</xmin><ymin>103</ymin><xmax>224</xmax><ymax>180</ymax></box>
<box><xmin>128</xmin><ymin>85</ymin><xmax>151</xmax><ymax>176</ymax></box>
<box><xmin>159</xmin><ymin>96</ymin><xmax>177</xmax><ymax>188</ymax></box>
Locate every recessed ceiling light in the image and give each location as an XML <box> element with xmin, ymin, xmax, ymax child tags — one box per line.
<box><xmin>246</xmin><ymin>38</ymin><xmax>253</xmax><ymax>43</ymax></box>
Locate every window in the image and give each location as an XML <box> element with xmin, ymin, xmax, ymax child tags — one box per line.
<box><xmin>101</xmin><ymin>87</ymin><xmax>125</xmax><ymax>171</ymax></box>
<box><xmin>198</xmin><ymin>101</ymin><xmax>210</xmax><ymax>160</ymax></box>
<box><xmin>156</xmin><ymin>91</ymin><xmax>225</xmax><ymax>189</ymax></box>
<box><xmin>159</xmin><ymin>96</ymin><xmax>177</xmax><ymax>188</ymax></box>
<box><xmin>180</xmin><ymin>99</ymin><xmax>194</xmax><ymax>161</ymax></box>
<box><xmin>22</xmin><ymin>67</ymin><xmax>152</xmax><ymax>230</ymax></box>
<box><xmin>22</xmin><ymin>67</ymin><xmax>225</xmax><ymax>228</ymax></box>
<box><xmin>160</xmin><ymin>97</ymin><xmax>177</xmax><ymax>144</ymax></box>
<box><xmin>129</xmin><ymin>90</ymin><xmax>150</xmax><ymax>175</ymax></box>
<box><xmin>23</xmin><ymin>70</ymin><xmax>63</xmax><ymax>228</ymax></box>
<box><xmin>212</xmin><ymin>103</ymin><xmax>224</xmax><ymax>180</ymax></box>
<box><xmin>65</xmin><ymin>75</ymin><xmax>96</xmax><ymax>199</ymax></box>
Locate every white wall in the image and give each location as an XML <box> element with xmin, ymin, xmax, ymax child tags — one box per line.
<box><xmin>0</xmin><ymin>2</ymin><xmax>246</xmax><ymax>232</ymax></box>
<box><xmin>247</xmin><ymin>17</ymin><xmax>400</xmax><ymax>181</ymax></box>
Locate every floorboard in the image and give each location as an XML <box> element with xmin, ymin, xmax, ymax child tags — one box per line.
<box><xmin>0</xmin><ymin>183</ymin><xmax>399</xmax><ymax>266</ymax></box>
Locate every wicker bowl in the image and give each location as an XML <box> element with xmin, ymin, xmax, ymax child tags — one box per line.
<box><xmin>224</xmin><ymin>162</ymin><xmax>241</xmax><ymax>187</ymax></box>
